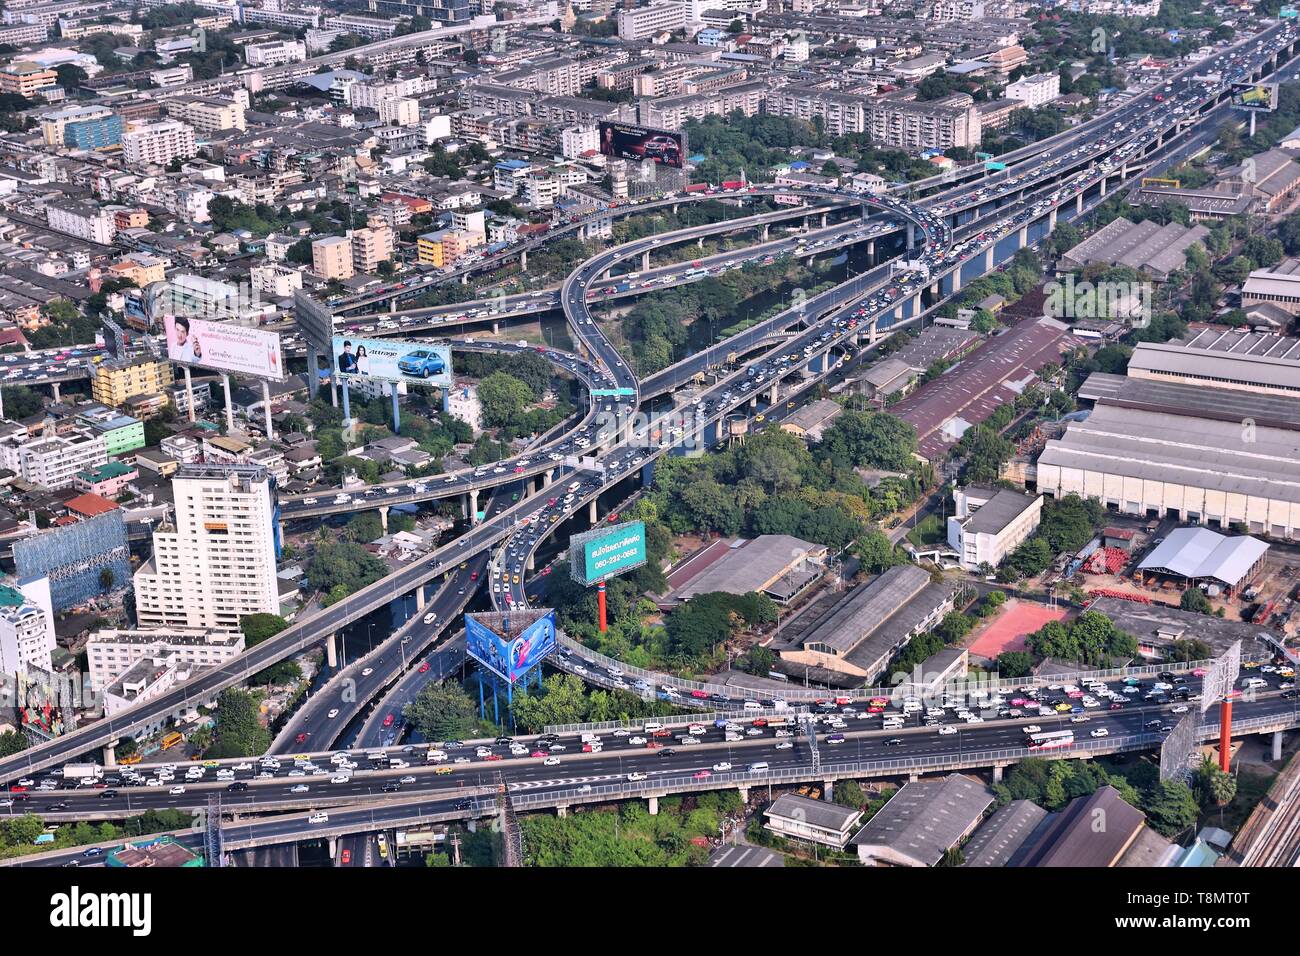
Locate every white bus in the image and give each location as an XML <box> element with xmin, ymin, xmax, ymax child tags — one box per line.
<box><xmin>1026</xmin><ymin>730</ymin><xmax>1075</xmax><ymax>751</ymax></box>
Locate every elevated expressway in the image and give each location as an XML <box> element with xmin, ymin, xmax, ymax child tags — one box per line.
<box><xmin>4</xmin><ymin>17</ymin><xmax>1300</xmax><ymax>786</ymax></box>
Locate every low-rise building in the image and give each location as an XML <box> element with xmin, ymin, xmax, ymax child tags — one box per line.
<box><xmin>946</xmin><ymin>485</ymin><xmax>1043</xmax><ymax>572</ymax></box>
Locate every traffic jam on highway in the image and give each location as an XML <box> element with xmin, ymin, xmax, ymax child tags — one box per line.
<box><xmin>6</xmin><ymin>659</ymin><xmax>1293</xmax><ymax>818</ymax></box>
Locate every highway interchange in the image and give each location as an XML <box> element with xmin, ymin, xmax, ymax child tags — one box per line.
<box><xmin>4</xmin><ymin>15</ymin><xmax>1300</xmax><ymax>857</ymax></box>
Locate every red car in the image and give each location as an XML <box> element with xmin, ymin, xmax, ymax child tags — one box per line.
<box><xmin>652</xmin><ymin>729</ymin><xmax>672</xmax><ymax>738</ymax></box>
<box><xmin>470</xmin><ymin>571</ymin><xmax>479</xmax><ymax>581</ymax></box>
<box><xmin>530</xmin><ymin>751</ymin><xmax>548</xmax><ymax>758</ymax></box>
<box><xmin>645</xmin><ymin>741</ymin><xmax>662</xmax><ymax>749</ymax></box>
<box><xmin>483</xmin><ymin>754</ymin><xmax>503</xmax><ymax>761</ymax></box>
<box><xmin>9</xmin><ymin>785</ymin><xmax>26</xmax><ymax>792</ymax></box>
<box><xmin>419</xmin><ymin>661</ymin><xmax>431</xmax><ymax>673</ymax></box>
<box><xmin>582</xmin><ymin>744</ymin><xmax>599</xmax><ymax>753</ymax></box>
<box><xmin>295</xmin><ymin>732</ymin><xmax>309</xmax><ymax>744</ymax></box>
<box><xmin>751</xmin><ymin>718</ymin><xmax>768</xmax><ymax>727</ymax></box>
<box><xmin>340</xmin><ymin>849</ymin><xmax>352</xmax><ymax>865</ymax></box>
<box><xmin>834</xmin><ymin>696</ymin><xmax>852</xmax><ymax>706</ymax></box>
<box><xmin>693</xmin><ymin>770</ymin><xmax>712</xmax><ymax>780</ymax></box>
<box><xmin>690</xmin><ymin>690</ymin><xmax>709</xmax><ymax>699</ymax></box>
<box><xmin>1110</xmin><ymin>703</ymin><xmax>1125</xmax><ymax>710</ymax></box>
<box><xmin>540</xmin><ymin>566</ymin><xmax>551</xmax><ymax>576</ymax></box>
<box><xmin>607</xmin><ymin>513</ymin><xmax>619</xmax><ymax>523</ymax></box>
<box><xmin>547</xmin><ymin>498</ymin><xmax>557</xmax><ymax>506</ymax></box>
<box><xmin>382</xmin><ymin>714</ymin><xmax>395</xmax><ymax>728</ymax></box>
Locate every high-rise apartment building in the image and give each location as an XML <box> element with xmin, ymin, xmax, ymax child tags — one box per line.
<box><xmin>312</xmin><ymin>235</ymin><xmax>355</xmax><ymax>279</ymax></box>
<box><xmin>121</xmin><ymin>120</ymin><xmax>197</xmax><ymax>167</ymax></box>
<box><xmin>133</xmin><ymin>465</ymin><xmax>280</xmax><ymax>629</ymax></box>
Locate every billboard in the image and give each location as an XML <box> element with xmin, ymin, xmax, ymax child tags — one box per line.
<box><xmin>331</xmin><ymin>336</ymin><xmax>452</xmax><ymax>388</ymax></box>
<box><xmin>1230</xmin><ymin>82</ymin><xmax>1279</xmax><ymax>111</ymax></box>
<box><xmin>465</xmin><ymin>609</ymin><xmax>558</xmax><ymax>685</ymax></box>
<box><xmin>570</xmin><ymin>520</ymin><xmax>647</xmax><ymax>586</ymax></box>
<box><xmin>162</xmin><ymin>315</ymin><xmax>285</xmax><ymax>379</ymax></box>
<box><xmin>599</xmin><ymin>121</ymin><xmax>685</xmax><ymax>169</ymax></box>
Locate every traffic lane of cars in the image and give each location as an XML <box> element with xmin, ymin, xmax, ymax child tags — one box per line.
<box><xmin>20</xmin><ymin>689</ymin><xmax>1288</xmax><ymax>824</ymax></box>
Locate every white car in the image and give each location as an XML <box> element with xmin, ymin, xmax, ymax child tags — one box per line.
<box><xmin>327</xmin><ymin>709</ymin><xmax>339</xmax><ymax>719</ymax></box>
<box><xmin>775</xmin><ymin>741</ymin><xmax>793</xmax><ymax>750</ymax></box>
<box><xmin>628</xmin><ymin>736</ymin><xmax>646</xmax><ymax>746</ymax></box>
<box><xmin>361</xmin><ymin>668</ymin><xmax>374</xmax><ymax>677</ymax></box>
<box><xmin>290</xmin><ymin>784</ymin><xmax>310</xmax><ymax>793</ymax></box>
<box><xmin>330</xmin><ymin>775</ymin><xmax>350</xmax><ymax>784</ymax></box>
<box><xmin>627</xmin><ymin>772</ymin><xmax>647</xmax><ymax>781</ymax></box>
<box><xmin>1090</xmin><ymin>728</ymin><xmax>1110</xmax><ymax>738</ymax></box>
<box><xmin>937</xmin><ymin>725</ymin><xmax>958</xmax><ymax>736</ymax></box>
<box><xmin>1070</xmin><ymin>715</ymin><xmax>1090</xmax><ymax>724</ymax></box>
<box><xmin>543</xmin><ymin>757</ymin><xmax>561</xmax><ymax>767</ymax></box>
<box><xmin>168</xmin><ymin>785</ymin><xmax>185</xmax><ymax>795</ymax></box>
<box><xmin>712</xmin><ymin>762</ymin><xmax>732</xmax><ymax>772</ymax></box>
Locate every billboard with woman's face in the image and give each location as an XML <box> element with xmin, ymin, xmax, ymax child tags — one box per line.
<box><xmin>162</xmin><ymin>315</ymin><xmax>285</xmax><ymax>379</ymax></box>
<box><xmin>599</xmin><ymin>121</ymin><xmax>685</xmax><ymax>169</ymax></box>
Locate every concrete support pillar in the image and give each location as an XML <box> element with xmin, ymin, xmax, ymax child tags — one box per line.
<box><xmin>647</xmin><ymin>796</ymin><xmax>659</xmax><ymax>815</ymax></box>
<box><xmin>261</xmin><ymin>379</ymin><xmax>275</xmax><ymax>441</ymax></box>
<box><xmin>697</xmin><ymin>237</ymin><xmax>704</xmax><ymax>250</ymax></box>
<box><xmin>820</xmin><ymin>211</ymin><xmax>828</xmax><ymax>229</ymax></box>
<box><xmin>867</xmin><ymin>239</ymin><xmax>875</xmax><ymax>266</ymax></box>
<box><xmin>1017</xmin><ymin>225</ymin><xmax>1028</xmax><ymax>248</ymax></box>
<box><xmin>1076</xmin><ymin>192</ymin><xmax>1084</xmax><ymax>216</ymax></box>
<box><xmin>1099</xmin><ymin>177</ymin><xmax>1108</xmax><ymax>199</ymax></box>
<box><xmin>907</xmin><ymin>222</ymin><xmax>916</xmax><ymax>250</ymax></box>
<box><xmin>992</xmin><ymin>764</ymin><xmax>1004</xmax><ymax>783</ymax></box>
<box><xmin>526</xmin><ymin>552</ymin><xmax>535</xmax><ymax>572</ymax></box>
<box><xmin>952</xmin><ymin>267</ymin><xmax>962</xmax><ymax>294</ymax></box>
<box><xmin>329</xmin><ymin>837</ymin><xmax>337</xmax><ymax>858</ymax></box>
<box><xmin>341</xmin><ymin>379</ymin><xmax>351</xmax><ymax>426</ymax></box>
<box><xmin>738</xmin><ymin>786</ymin><xmax>750</xmax><ymax>804</ymax></box>
<box><xmin>762</xmin><ymin>224</ymin><xmax>769</xmax><ymax>241</ymax></box>
<box><xmin>492</xmin><ymin>321</ymin><xmax>499</xmax><ymax>336</ymax></box>
<box><xmin>461</xmin><ymin>273</ymin><xmax>468</xmax><ymax>285</ymax></box>
<box><xmin>543</xmin><ymin>469</ymin><xmax>554</xmax><ymax>488</ymax></box>
<box><xmin>469</xmin><ymin>488</ymin><xmax>479</xmax><ymax>524</ymax></box>
<box><xmin>588</xmin><ymin>498</ymin><xmax>597</xmax><ymax>524</ymax></box>
<box><xmin>326</xmin><ymin>633</ymin><xmax>338</xmax><ymax>669</ymax></box>
<box><xmin>911</xmin><ymin>292</ymin><xmax>921</xmax><ymax>318</ymax></box>
<box><xmin>823</xmin><ymin>780</ymin><xmax>834</xmax><ymax>802</ymax></box>
<box><xmin>221</xmin><ymin>373</ymin><xmax>234</xmax><ymax>433</ymax></box>
<box><xmin>749</xmin><ymin>395</ymin><xmax>757</xmax><ymax>409</ymax></box>
<box><xmin>51</xmin><ymin>382</ymin><xmax>60</xmax><ymax>403</ymax></box>
<box><xmin>768</xmin><ymin>384</ymin><xmax>777</xmax><ymax>406</ymax></box>
<box><xmin>184</xmin><ymin>366</ymin><xmax>196</xmax><ymax>423</ymax></box>
<box><xmin>389</xmin><ymin>297</ymin><xmax>398</xmax><ymax>314</ymax></box>
<box><xmin>519</xmin><ymin>249</ymin><xmax>527</xmax><ymax>272</ymax></box>
<box><xmin>307</xmin><ymin>346</ymin><xmax>319</xmax><ymax>400</ymax></box>
<box><xmin>415</xmin><ymin>586</ymin><xmax>426</xmax><ymax>611</ymax></box>
<box><xmin>378</xmin><ymin>505</ymin><xmax>388</xmax><ymax>533</ymax></box>
<box><xmin>908</xmin><ymin>772</ymin><xmax>919</xmax><ymax>783</ymax></box>
<box><xmin>1273</xmin><ymin>730</ymin><xmax>1284</xmax><ymax>762</ymax></box>
<box><xmin>984</xmin><ymin>247</ymin><xmax>994</xmax><ymax>272</ymax></box>
<box><xmin>557</xmin><ymin>806</ymin><xmax>567</xmax><ymax>818</ymax></box>
<box><xmin>929</xmin><ymin>281</ymin><xmax>940</xmax><ymax>298</ymax></box>
<box><xmin>1048</xmin><ymin>208</ymin><xmax>1057</xmax><ymax>232</ymax></box>
<box><xmin>102</xmin><ymin>744</ymin><xmax>116</xmax><ymax>767</ymax></box>
<box><xmin>641</xmin><ymin>250</ymin><xmax>650</xmax><ymax>272</ymax></box>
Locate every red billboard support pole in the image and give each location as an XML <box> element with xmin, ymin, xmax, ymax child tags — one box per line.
<box><xmin>1219</xmin><ymin>697</ymin><xmax>1233</xmax><ymax>774</ymax></box>
<box><xmin>597</xmin><ymin>582</ymin><xmax>607</xmax><ymax>633</ymax></box>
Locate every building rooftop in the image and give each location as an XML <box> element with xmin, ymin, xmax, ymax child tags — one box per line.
<box><xmin>962</xmin><ymin>488</ymin><xmax>1039</xmax><ymax>536</ymax></box>
<box><xmin>670</xmin><ymin>535</ymin><xmax>826</xmax><ymax>602</ymax></box>
<box><xmin>961</xmin><ymin>799</ymin><xmax>1049</xmax><ymax>867</ymax></box>
<box><xmin>1137</xmin><ymin>527</ymin><xmax>1269</xmax><ymax>586</ymax></box>
<box><xmin>1014</xmin><ymin>786</ymin><xmax>1146</xmax><ymax>867</ymax></box>
<box><xmin>850</xmin><ymin>774</ymin><xmax>994</xmax><ymax>867</ymax></box>
<box><xmin>797</xmin><ymin>563</ymin><xmax>933</xmax><ymax>658</ymax></box>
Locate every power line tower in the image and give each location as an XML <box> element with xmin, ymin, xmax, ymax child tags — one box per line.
<box><xmin>204</xmin><ymin>794</ymin><xmax>225</xmax><ymax>868</ymax></box>
<box><xmin>496</xmin><ymin>775</ymin><xmax>523</xmax><ymax>867</ymax></box>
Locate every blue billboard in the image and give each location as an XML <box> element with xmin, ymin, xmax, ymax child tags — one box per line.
<box><xmin>465</xmin><ymin>610</ymin><xmax>558</xmax><ymax>685</ymax></box>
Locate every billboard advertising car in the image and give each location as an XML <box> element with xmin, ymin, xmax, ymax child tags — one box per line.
<box><xmin>162</xmin><ymin>315</ymin><xmax>285</xmax><ymax>379</ymax></box>
<box><xmin>570</xmin><ymin>520</ymin><xmax>647</xmax><ymax>586</ymax></box>
<box><xmin>331</xmin><ymin>336</ymin><xmax>453</xmax><ymax>388</ymax></box>
<box><xmin>1230</xmin><ymin>82</ymin><xmax>1279</xmax><ymax>111</ymax></box>
<box><xmin>465</xmin><ymin>610</ymin><xmax>558</xmax><ymax>685</ymax></box>
<box><xmin>599</xmin><ymin>121</ymin><xmax>685</xmax><ymax>169</ymax></box>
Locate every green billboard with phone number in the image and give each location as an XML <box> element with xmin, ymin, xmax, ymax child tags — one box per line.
<box><xmin>573</xmin><ymin>520</ymin><xmax>647</xmax><ymax>585</ymax></box>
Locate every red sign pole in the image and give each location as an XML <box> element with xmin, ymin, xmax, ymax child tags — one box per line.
<box><xmin>1219</xmin><ymin>697</ymin><xmax>1233</xmax><ymax>774</ymax></box>
<box><xmin>597</xmin><ymin>582</ymin><xmax>607</xmax><ymax>633</ymax></box>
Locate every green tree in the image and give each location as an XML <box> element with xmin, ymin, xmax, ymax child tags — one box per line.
<box><xmin>404</xmin><ymin>680</ymin><xmax>481</xmax><ymax>741</ymax></box>
<box><xmin>1180</xmin><ymin>587</ymin><xmax>1212</xmax><ymax>615</ymax></box>
<box><xmin>205</xmin><ymin>688</ymin><xmax>271</xmax><ymax>758</ymax></box>
<box><xmin>240</xmin><ymin>613</ymin><xmax>289</xmax><ymax>646</ymax></box>
<box><xmin>477</xmin><ymin>371</ymin><xmax>534</xmax><ymax>428</ymax></box>
<box><xmin>1143</xmin><ymin>780</ymin><xmax>1200</xmax><ymax>837</ymax></box>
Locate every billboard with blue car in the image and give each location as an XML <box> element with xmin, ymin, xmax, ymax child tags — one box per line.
<box><xmin>331</xmin><ymin>335</ymin><xmax>453</xmax><ymax>387</ymax></box>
